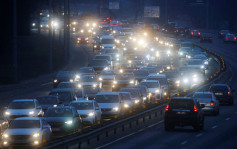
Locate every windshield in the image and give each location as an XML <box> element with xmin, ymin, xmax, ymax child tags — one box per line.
<box><xmin>58</xmin><ymin>83</ymin><xmax>77</xmax><ymax>89</ymax></box>
<box><xmin>100</xmin><ymin>70</ymin><xmax>115</xmax><ymax>75</ymax></box>
<box><xmin>9</xmin><ymin>120</ymin><xmax>40</xmax><ymax>128</ymax></box>
<box><xmin>50</xmin><ymin>92</ymin><xmax>72</xmax><ymax>102</ymax></box>
<box><xmin>169</xmin><ymin>99</ymin><xmax>194</xmax><ymax>109</ymax></box>
<box><xmin>101</xmin><ymin>39</ymin><xmax>114</xmax><ymax>44</ymax></box>
<box><xmin>95</xmin><ymin>56</ymin><xmax>111</xmax><ymax>61</ymax></box>
<box><xmin>120</xmin><ymin>93</ymin><xmax>131</xmax><ymax>101</ymax></box>
<box><xmin>91</xmin><ymin>60</ymin><xmax>108</xmax><ymax>66</ymax></box>
<box><xmin>147</xmin><ymin>78</ymin><xmax>167</xmax><ymax>85</ymax></box>
<box><xmin>115</xmin><ymin>74</ymin><xmax>134</xmax><ymax>80</ymax></box>
<box><xmin>44</xmin><ymin>108</ymin><xmax>73</xmax><ymax>117</ymax></box>
<box><xmin>80</xmin><ymin>76</ymin><xmax>98</xmax><ymax>82</ymax></box>
<box><xmin>8</xmin><ymin>101</ymin><xmax>35</xmax><ymax>109</ymax></box>
<box><xmin>37</xmin><ymin>97</ymin><xmax>57</xmax><ymax>105</ymax></box>
<box><xmin>95</xmin><ymin>95</ymin><xmax>119</xmax><ymax>103</ymax></box>
<box><xmin>79</xmin><ymin>69</ymin><xmax>94</xmax><ymax>73</ymax></box>
<box><xmin>194</xmin><ymin>94</ymin><xmax>212</xmax><ymax>99</ymax></box>
<box><xmin>70</xmin><ymin>102</ymin><xmax>93</xmax><ymax>110</ymax></box>
<box><xmin>140</xmin><ymin>82</ymin><xmax>160</xmax><ymax>88</ymax></box>
<box><xmin>120</xmin><ymin>89</ymin><xmax>140</xmax><ymax>99</ymax></box>
<box><xmin>133</xmin><ymin>71</ymin><xmax>149</xmax><ymax>77</ymax></box>
<box><xmin>84</xmin><ymin>86</ymin><xmax>100</xmax><ymax>94</ymax></box>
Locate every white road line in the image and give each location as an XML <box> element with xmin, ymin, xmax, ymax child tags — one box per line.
<box><xmin>95</xmin><ymin>120</ymin><xmax>164</xmax><ymax>149</ymax></box>
<box><xmin>226</xmin><ymin>117</ymin><xmax>231</xmax><ymax>121</ymax></box>
<box><xmin>181</xmin><ymin>141</ymin><xmax>187</xmax><ymax>145</ymax></box>
<box><xmin>196</xmin><ymin>133</ymin><xmax>203</xmax><ymax>137</ymax></box>
<box><xmin>212</xmin><ymin>125</ymin><xmax>217</xmax><ymax>129</ymax></box>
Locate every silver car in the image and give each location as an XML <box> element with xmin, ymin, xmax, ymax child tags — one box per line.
<box><xmin>2</xmin><ymin>117</ymin><xmax>51</xmax><ymax>147</ymax></box>
<box><xmin>193</xmin><ymin>92</ymin><xmax>219</xmax><ymax>115</ymax></box>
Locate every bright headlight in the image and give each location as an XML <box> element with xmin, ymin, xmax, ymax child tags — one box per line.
<box><xmin>3</xmin><ymin>133</ymin><xmax>8</xmax><ymax>138</ymax></box>
<box><xmin>33</xmin><ymin>133</ymin><xmax>40</xmax><ymax>138</ymax></box>
<box><xmin>183</xmin><ymin>79</ymin><xmax>188</xmax><ymax>83</ymax></box>
<box><xmin>81</xmin><ymin>30</ymin><xmax>84</xmax><ymax>33</ymax></box>
<box><xmin>70</xmin><ymin>79</ymin><xmax>74</xmax><ymax>82</ymax></box>
<box><xmin>123</xmin><ymin>48</ymin><xmax>127</xmax><ymax>51</ymax></box>
<box><xmin>167</xmin><ymin>51</ymin><xmax>171</xmax><ymax>55</ymax></box>
<box><xmin>113</xmin><ymin>80</ymin><xmax>117</xmax><ymax>84</ymax></box>
<box><xmin>155</xmin><ymin>90</ymin><xmax>160</xmax><ymax>93</ymax></box>
<box><xmin>134</xmin><ymin>100</ymin><xmax>140</xmax><ymax>104</ymax></box>
<box><xmin>176</xmin><ymin>80</ymin><xmax>180</xmax><ymax>84</ymax></box>
<box><xmin>116</xmin><ymin>54</ymin><xmax>119</xmax><ymax>57</ymax></box>
<box><xmin>65</xmin><ymin>120</ymin><xmax>73</xmax><ymax>125</ymax></box>
<box><xmin>85</xmin><ymin>38</ymin><xmax>89</xmax><ymax>40</ymax></box>
<box><xmin>93</xmin><ymin>84</ymin><xmax>97</xmax><ymax>87</ymax></box>
<box><xmin>75</xmin><ymin>75</ymin><xmax>80</xmax><ymax>79</ymax></box>
<box><xmin>164</xmin><ymin>92</ymin><xmax>167</xmax><ymax>96</ymax></box>
<box><xmin>78</xmin><ymin>84</ymin><xmax>82</xmax><ymax>88</ymax></box>
<box><xmin>99</xmin><ymin>77</ymin><xmax>103</xmax><ymax>81</ymax></box>
<box><xmin>128</xmin><ymin>60</ymin><xmax>132</xmax><ymax>64</ymax></box>
<box><xmin>200</xmin><ymin>65</ymin><xmax>204</xmax><ymax>69</ymax></box>
<box><xmin>119</xmin><ymin>69</ymin><xmax>123</xmax><ymax>73</ymax></box>
<box><xmin>130</xmin><ymin>80</ymin><xmax>134</xmax><ymax>84</ymax></box>
<box><xmin>88</xmin><ymin>112</ymin><xmax>94</xmax><ymax>116</ymax></box>
<box><xmin>94</xmin><ymin>45</ymin><xmax>97</xmax><ymax>48</ymax></box>
<box><xmin>104</xmin><ymin>67</ymin><xmax>109</xmax><ymax>70</ymax></box>
<box><xmin>124</xmin><ymin>104</ymin><xmax>129</xmax><ymax>108</ymax></box>
<box><xmin>143</xmin><ymin>97</ymin><xmax>147</xmax><ymax>100</ymax></box>
<box><xmin>29</xmin><ymin>111</ymin><xmax>35</xmax><ymax>115</ymax></box>
<box><xmin>54</xmin><ymin>80</ymin><xmax>58</xmax><ymax>83</ymax></box>
<box><xmin>113</xmin><ymin>107</ymin><xmax>119</xmax><ymax>111</ymax></box>
<box><xmin>167</xmin><ymin>66</ymin><xmax>171</xmax><ymax>70</ymax></box>
<box><xmin>179</xmin><ymin>52</ymin><xmax>183</xmax><ymax>55</ymax></box>
<box><xmin>204</xmin><ymin>61</ymin><xmax>208</xmax><ymax>65</ymax></box>
<box><xmin>193</xmin><ymin>77</ymin><xmax>198</xmax><ymax>82</ymax></box>
<box><xmin>5</xmin><ymin>111</ymin><xmax>10</xmax><ymax>115</ymax></box>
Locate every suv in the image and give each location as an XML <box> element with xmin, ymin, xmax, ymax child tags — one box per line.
<box><xmin>209</xmin><ymin>84</ymin><xmax>235</xmax><ymax>105</ymax></box>
<box><xmin>164</xmin><ymin>97</ymin><xmax>205</xmax><ymax>131</ymax></box>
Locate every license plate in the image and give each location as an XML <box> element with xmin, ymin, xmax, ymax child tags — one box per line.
<box><xmin>177</xmin><ymin>111</ymin><xmax>186</xmax><ymax>115</ymax></box>
<box><xmin>215</xmin><ymin>93</ymin><xmax>223</xmax><ymax>95</ymax></box>
<box><xmin>52</xmin><ymin>128</ymin><xmax>60</xmax><ymax>131</ymax></box>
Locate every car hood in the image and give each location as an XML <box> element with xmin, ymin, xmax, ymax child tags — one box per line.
<box><xmin>100</xmin><ymin>75</ymin><xmax>115</xmax><ymax>79</ymax></box>
<box><xmin>148</xmin><ymin>88</ymin><xmax>160</xmax><ymax>93</ymax></box>
<box><xmin>80</xmin><ymin>82</ymin><xmax>99</xmax><ymax>86</ymax></box>
<box><xmin>102</xmin><ymin>44</ymin><xmax>114</xmax><ymax>47</ymax></box>
<box><xmin>6</xmin><ymin>128</ymin><xmax>41</xmax><ymax>135</ymax></box>
<box><xmin>6</xmin><ymin>109</ymin><xmax>36</xmax><ymax>115</ymax></box>
<box><xmin>97</xmin><ymin>103</ymin><xmax>120</xmax><ymax>109</ymax></box>
<box><xmin>43</xmin><ymin>117</ymin><xmax>73</xmax><ymax>122</ymax></box>
<box><xmin>77</xmin><ymin>110</ymin><xmax>94</xmax><ymax>115</ymax></box>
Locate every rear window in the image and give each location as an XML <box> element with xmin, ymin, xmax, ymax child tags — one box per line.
<box><xmin>210</xmin><ymin>86</ymin><xmax>228</xmax><ymax>92</ymax></box>
<box><xmin>169</xmin><ymin>99</ymin><xmax>194</xmax><ymax>109</ymax></box>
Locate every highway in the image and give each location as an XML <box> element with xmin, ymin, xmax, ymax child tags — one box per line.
<box><xmin>97</xmin><ymin>35</ymin><xmax>237</xmax><ymax>149</ymax></box>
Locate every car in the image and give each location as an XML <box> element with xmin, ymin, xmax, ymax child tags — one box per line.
<box><xmin>209</xmin><ymin>84</ymin><xmax>235</xmax><ymax>105</ymax></box>
<box><xmin>127</xmin><ymin>85</ymin><xmax>150</xmax><ymax>105</ymax></box>
<box><xmin>4</xmin><ymin>99</ymin><xmax>43</xmax><ymax>121</ymax></box>
<box><xmin>164</xmin><ymin>97</ymin><xmax>205</xmax><ymax>131</ymax></box>
<box><xmin>43</xmin><ymin>107</ymin><xmax>83</xmax><ymax>133</ymax></box>
<box><xmin>119</xmin><ymin>92</ymin><xmax>134</xmax><ymax>112</ymax></box>
<box><xmin>119</xmin><ymin>63</ymin><xmax>138</xmax><ymax>73</ymax></box>
<box><xmin>164</xmin><ymin>70</ymin><xmax>181</xmax><ymax>89</ymax></box>
<box><xmin>95</xmin><ymin>92</ymin><xmax>125</xmax><ymax>118</ymax></box>
<box><xmin>75</xmin><ymin>67</ymin><xmax>96</xmax><ymax>79</ymax></box>
<box><xmin>53</xmin><ymin>71</ymin><xmax>75</xmax><ymax>88</ymax></box>
<box><xmin>189</xmin><ymin>30</ymin><xmax>201</xmax><ymax>38</ymax></box>
<box><xmin>77</xmin><ymin>75</ymin><xmax>102</xmax><ymax>89</ymax></box>
<box><xmin>193</xmin><ymin>92</ymin><xmax>219</xmax><ymax>115</ymax></box>
<box><xmin>2</xmin><ymin>117</ymin><xmax>52</xmax><ymax>147</ymax></box>
<box><xmin>57</xmin><ymin>82</ymin><xmax>85</xmax><ymax>98</ymax></box>
<box><xmin>178</xmin><ymin>47</ymin><xmax>192</xmax><ymax>58</ymax></box>
<box><xmin>94</xmin><ymin>54</ymin><xmax>113</xmax><ymax>66</ymax></box>
<box><xmin>100</xmin><ymin>35</ymin><xmax>115</xmax><ymax>49</ymax></box>
<box><xmin>83</xmin><ymin>86</ymin><xmax>101</xmax><ymax>100</ymax></box>
<box><xmin>187</xmin><ymin>59</ymin><xmax>207</xmax><ymax>70</ymax></box>
<box><xmin>49</xmin><ymin>88</ymin><xmax>77</xmax><ymax>106</ymax></box>
<box><xmin>200</xmin><ymin>33</ymin><xmax>213</xmax><ymax>43</ymax></box>
<box><xmin>93</xmin><ymin>38</ymin><xmax>101</xmax><ymax>52</ymax></box>
<box><xmin>98</xmin><ymin>69</ymin><xmax>116</xmax><ymax>86</ymax></box>
<box><xmin>36</xmin><ymin>95</ymin><xmax>61</xmax><ymax>112</ymax></box>
<box><xmin>77</xmin><ymin>34</ymin><xmax>89</xmax><ymax>44</ymax></box>
<box><xmin>223</xmin><ymin>34</ymin><xmax>236</xmax><ymax>43</ymax></box>
<box><xmin>70</xmin><ymin>100</ymin><xmax>102</xmax><ymax>125</ymax></box>
<box><xmin>103</xmin><ymin>49</ymin><xmax>121</xmax><ymax>62</ymax></box>
<box><xmin>181</xmin><ymin>42</ymin><xmax>193</xmax><ymax>48</ymax></box>
<box><xmin>90</xmin><ymin>59</ymin><xmax>111</xmax><ymax>72</ymax></box>
<box><xmin>218</xmin><ymin>30</ymin><xmax>230</xmax><ymax>38</ymax></box>
<box><xmin>112</xmin><ymin>73</ymin><xmax>137</xmax><ymax>91</ymax></box>
<box><xmin>133</xmin><ymin>69</ymin><xmax>149</xmax><ymax>82</ymax></box>
<box><xmin>140</xmin><ymin>80</ymin><xmax>162</xmax><ymax>103</ymax></box>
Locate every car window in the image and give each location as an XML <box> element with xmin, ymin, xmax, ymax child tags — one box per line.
<box><xmin>210</xmin><ymin>86</ymin><xmax>229</xmax><ymax>92</ymax></box>
<box><xmin>8</xmin><ymin>101</ymin><xmax>35</xmax><ymax>109</ymax></box>
<box><xmin>169</xmin><ymin>99</ymin><xmax>194</xmax><ymax>109</ymax></box>
<box><xmin>9</xmin><ymin>120</ymin><xmax>40</xmax><ymax>128</ymax></box>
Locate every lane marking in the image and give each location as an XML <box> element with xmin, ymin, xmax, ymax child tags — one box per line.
<box><xmin>196</xmin><ymin>133</ymin><xmax>203</xmax><ymax>137</ymax></box>
<box><xmin>181</xmin><ymin>141</ymin><xmax>187</xmax><ymax>145</ymax></box>
<box><xmin>226</xmin><ymin>117</ymin><xmax>231</xmax><ymax>121</ymax></box>
<box><xmin>212</xmin><ymin>125</ymin><xmax>217</xmax><ymax>129</ymax></box>
<box><xmin>95</xmin><ymin>120</ymin><xmax>164</xmax><ymax>149</ymax></box>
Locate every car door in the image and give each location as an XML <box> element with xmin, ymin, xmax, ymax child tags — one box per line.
<box><xmin>42</xmin><ymin>119</ymin><xmax>51</xmax><ymax>141</ymax></box>
<box><xmin>94</xmin><ymin>102</ymin><xmax>101</xmax><ymax>120</ymax></box>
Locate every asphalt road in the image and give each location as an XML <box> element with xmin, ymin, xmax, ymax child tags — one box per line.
<box><xmin>98</xmin><ymin>36</ymin><xmax>237</xmax><ymax>149</ymax></box>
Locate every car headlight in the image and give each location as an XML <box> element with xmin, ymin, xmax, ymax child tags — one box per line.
<box><xmin>70</xmin><ymin>79</ymin><xmax>74</xmax><ymax>82</ymax></box>
<box><xmin>113</xmin><ymin>46</ymin><xmax>116</xmax><ymax>49</ymax></box>
<box><xmin>94</xmin><ymin>45</ymin><xmax>97</xmax><ymax>48</ymax></box>
<box><xmin>179</xmin><ymin>52</ymin><xmax>183</xmax><ymax>55</ymax></box>
<box><xmin>53</xmin><ymin>104</ymin><xmax>57</xmax><ymax>107</ymax></box>
<box><xmin>176</xmin><ymin>80</ymin><xmax>180</xmax><ymax>84</ymax></box>
<box><xmin>155</xmin><ymin>90</ymin><xmax>160</xmax><ymax>93</ymax></box>
<box><xmin>75</xmin><ymin>75</ymin><xmax>80</xmax><ymax>79</ymax></box>
<box><xmin>54</xmin><ymin>80</ymin><xmax>58</xmax><ymax>83</ymax></box>
<box><xmin>183</xmin><ymin>79</ymin><xmax>188</xmax><ymax>83</ymax></box>
<box><xmin>167</xmin><ymin>66</ymin><xmax>171</xmax><ymax>70</ymax></box>
<box><xmin>113</xmin><ymin>80</ymin><xmax>117</xmax><ymax>84</ymax></box>
<box><xmin>93</xmin><ymin>84</ymin><xmax>97</xmax><ymax>87</ymax></box>
<box><xmin>99</xmin><ymin>77</ymin><xmax>103</xmax><ymax>81</ymax></box>
<box><xmin>200</xmin><ymin>65</ymin><xmax>204</xmax><ymax>69</ymax></box>
<box><xmin>123</xmin><ymin>48</ymin><xmax>127</xmax><ymax>51</ymax></box>
<box><xmin>33</xmin><ymin>133</ymin><xmax>40</xmax><ymax>138</ymax></box>
<box><xmin>104</xmin><ymin>67</ymin><xmax>109</xmax><ymax>70</ymax></box>
<box><xmin>164</xmin><ymin>92</ymin><xmax>167</xmax><ymax>96</ymax></box>
<box><xmin>204</xmin><ymin>61</ymin><xmax>208</xmax><ymax>65</ymax></box>
<box><xmin>78</xmin><ymin>84</ymin><xmax>82</xmax><ymax>88</ymax></box>
<box><xmin>85</xmin><ymin>38</ymin><xmax>88</xmax><ymax>40</ymax></box>
<box><xmin>116</xmin><ymin>54</ymin><xmax>119</xmax><ymax>57</ymax></box>
<box><xmin>130</xmin><ymin>80</ymin><xmax>134</xmax><ymax>84</ymax></box>
<box><xmin>113</xmin><ymin>107</ymin><xmax>119</xmax><ymax>111</ymax></box>
<box><xmin>119</xmin><ymin>69</ymin><xmax>123</xmax><ymax>73</ymax></box>
<box><xmin>5</xmin><ymin>111</ymin><xmax>10</xmax><ymax>115</ymax></box>
<box><xmin>29</xmin><ymin>111</ymin><xmax>35</xmax><ymax>115</ymax></box>
<box><xmin>3</xmin><ymin>133</ymin><xmax>8</xmax><ymax>138</ymax></box>
<box><xmin>65</xmin><ymin>120</ymin><xmax>73</xmax><ymax>125</ymax></box>
<box><xmin>88</xmin><ymin>112</ymin><xmax>94</xmax><ymax>116</ymax></box>
<box><xmin>134</xmin><ymin>100</ymin><xmax>140</xmax><ymax>104</ymax></box>
<box><xmin>160</xmin><ymin>70</ymin><xmax>163</xmax><ymax>73</ymax></box>
<box><xmin>193</xmin><ymin>77</ymin><xmax>198</xmax><ymax>82</ymax></box>
<box><xmin>128</xmin><ymin>60</ymin><xmax>132</xmax><ymax>64</ymax></box>
<box><xmin>143</xmin><ymin>97</ymin><xmax>147</xmax><ymax>100</ymax></box>
<box><xmin>124</xmin><ymin>104</ymin><xmax>129</xmax><ymax>108</ymax></box>
<box><xmin>102</xmin><ymin>46</ymin><xmax>104</xmax><ymax>49</ymax></box>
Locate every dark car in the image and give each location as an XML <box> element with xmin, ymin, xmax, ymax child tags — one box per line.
<box><xmin>53</xmin><ymin>71</ymin><xmax>75</xmax><ymax>88</ymax></box>
<box><xmin>49</xmin><ymin>88</ymin><xmax>77</xmax><ymax>106</ymax></box>
<box><xmin>36</xmin><ymin>95</ymin><xmax>61</xmax><ymax>112</ymax></box>
<box><xmin>77</xmin><ymin>34</ymin><xmax>89</xmax><ymax>44</ymax></box>
<box><xmin>127</xmin><ymin>85</ymin><xmax>150</xmax><ymax>105</ymax></box>
<box><xmin>164</xmin><ymin>97</ymin><xmax>205</xmax><ymax>131</ymax></box>
<box><xmin>133</xmin><ymin>69</ymin><xmax>149</xmax><ymax>82</ymax></box>
<box><xmin>90</xmin><ymin>59</ymin><xmax>110</xmax><ymax>73</ymax></box>
<box><xmin>209</xmin><ymin>84</ymin><xmax>235</xmax><ymax>105</ymax></box>
<box><xmin>218</xmin><ymin>30</ymin><xmax>230</xmax><ymax>38</ymax></box>
<box><xmin>43</xmin><ymin>107</ymin><xmax>82</xmax><ymax>134</ymax></box>
<box><xmin>93</xmin><ymin>38</ymin><xmax>101</xmax><ymax>52</ymax></box>
<box><xmin>112</xmin><ymin>73</ymin><xmax>137</xmax><ymax>91</ymax></box>
<box><xmin>200</xmin><ymin>33</ymin><xmax>213</xmax><ymax>43</ymax></box>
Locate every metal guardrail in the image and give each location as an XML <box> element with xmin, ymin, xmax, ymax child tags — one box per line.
<box><xmin>41</xmin><ymin>43</ymin><xmax>229</xmax><ymax>149</ymax></box>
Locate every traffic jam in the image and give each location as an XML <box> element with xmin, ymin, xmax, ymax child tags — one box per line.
<box><xmin>1</xmin><ymin>18</ymin><xmax>235</xmax><ymax>148</ymax></box>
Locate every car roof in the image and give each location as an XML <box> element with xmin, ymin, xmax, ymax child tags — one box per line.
<box><xmin>148</xmin><ymin>74</ymin><xmax>166</xmax><ymax>78</ymax></box>
<box><xmin>194</xmin><ymin>92</ymin><xmax>213</xmax><ymax>95</ymax></box>
<box><xmin>13</xmin><ymin>99</ymin><xmax>35</xmax><ymax>102</ymax></box>
<box><xmin>36</xmin><ymin>95</ymin><xmax>58</xmax><ymax>98</ymax></box>
<box><xmin>96</xmin><ymin>92</ymin><xmax>120</xmax><ymax>95</ymax></box>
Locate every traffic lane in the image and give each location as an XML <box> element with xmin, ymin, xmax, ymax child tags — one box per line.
<box><xmin>101</xmin><ymin>102</ymin><xmax>237</xmax><ymax>149</ymax></box>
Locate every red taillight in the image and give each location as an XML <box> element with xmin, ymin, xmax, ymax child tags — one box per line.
<box><xmin>228</xmin><ymin>91</ymin><xmax>231</xmax><ymax>95</ymax></box>
<box><xmin>177</xmin><ymin>30</ymin><xmax>179</xmax><ymax>32</ymax></box>
<box><xmin>210</xmin><ymin>101</ymin><xmax>214</xmax><ymax>106</ymax></box>
<box><xmin>198</xmin><ymin>32</ymin><xmax>201</xmax><ymax>35</ymax></box>
<box><xmin>144</xmin><ymin>24</ymin><xmax>146</xmax><ymax>27</ymax></box>
<box><xmin>104</xmin><ymin>20</ymin><xmax>106</xmax><ymax>22</ymax></box>
<box><xmin>107</xmin><ymin>17</ymin><xmax>109</xmax><ymax>20</ymax></box>
<box><xmin>210</xmin><ymin>38</ymin><xmax>212</xmax><ymax>40</ymax></box>
<box><xmin>110</xmin><ymin>24</ymin><xmax>113</xmax><ymax>26</ymax></box>
<box><xmin>165</xmin><ymin>104</ymin><xmax>169</xmax><ymax>111</ymax></box>
<box><xmin>194</xmin><ymin>105</ymin><xmax>198</xmax><ymax>112</ymax></box>
<box><xmin>208</xmin><ymin>91</ymin><xmax>210</xmax><ymax>93</ymax></box>
<box><xmin>191</xmin><ymin>32</ymin><xmax>194</xmax><ymax>35</ymax></box>
<box><xmin>116</xmin><ymin>24</ymin><xmax>119</xmax><ymax>26</ymax></box>
<box><xmin>234</xmin><ymin>37</ymin><xmax>236</xmax><ymax>40</ymax></box>
<box><xmin>226</xmin><ymin>37</ymin><xmax>229</xmax><ymax>39</ymax></box>
<box><xmin>203</xmin><ymin>38</ymin><xmax>204</xmax><ymax>40</ymax></box>
<box><xmin>221</xmin><ymin>33</ymin><xmax>223</xmax><ymax>35</ymax></box>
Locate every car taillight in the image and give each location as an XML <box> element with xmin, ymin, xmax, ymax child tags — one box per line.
<box><xmin>221</xmin><ymin>33</ymin><xmax>223</xmax><ymax>35</ymax></box>
<box><xmin>191</xmin><ymin>32</ymin><xmax>194</xmax><ymax>35</ymax></box>
<box><xmin>210</xmin><ymin>101</ymin><xmax>214</xmax><ymax>106</ymax></box>
<box><xmin>194</xmin><ymin>105</ymin><xmax>198</xmax><ymax>112</ymax></box>
<box><xmin>210</xmin><ymin>38</ymin><xmax>212</xmax><ymax>39</ymax></box>
<box><xmin>203</xmin><ymin>38</ymin><xmax>204</xmax><ymax>40</ymax></box>
<box><xmin>226</xmin><ymin>37</ymin><xmax>229</xmax><ymax>39</ymax></box>
<box><xmin>198</xmin><ymin>32</ymin><xmax>201</xmax><ymax>35</ymax></box>
<box><xmin>234</xmin><ymin>37</ymin><xmax>236</xmax><ymax>40</ymax></box>
<box><xmin>165</xmin><ymin>104</ymin><xmax>169</xmax><ymax>111</ymax></box>
<box><xmin>228</xmin><ymin>91</ymin><xmax>231</xmax><ymax>96</ymax></box>
<box><xmin>177</xmin><ymin>30</ymin><xmax>179</xmax><ymax>32</ymax></box>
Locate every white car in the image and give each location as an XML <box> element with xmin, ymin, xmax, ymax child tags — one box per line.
<box><xmin>2</xmin><ymin>117</ymin><xmax>51</xmax><ymax>147</ymax></box>
<box><xmin>70</xmin><ymin>100</ymin><xmax>102</xmax><ymax>125</ymax></box>
<box><xmin>99</xmin><ymin>70</ymin><xmax>116</xmax><ymax>86</ymax></box>
<box><xmin>95</xmin><ymin>92</ymin><xmax>125</xmax><ymax>118</ymax></box>
<box><xmin>140</xmin><ymin>80</ymin><xmax>162</xmax><ymax>102</ymax></box>
<box><xmin>78</xmin><ymin>75</ymin><xmax>102</xmax><ymax>89</ymax></box>
<box><xmin>4</xmin><ymin>99</ymin><xmax>43</xmax><ymax>121</ymax></box>
<box><xmin>119</xmin><ymin>92</ymin><xmax>135</xmax><ymax>112</ymax></box>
